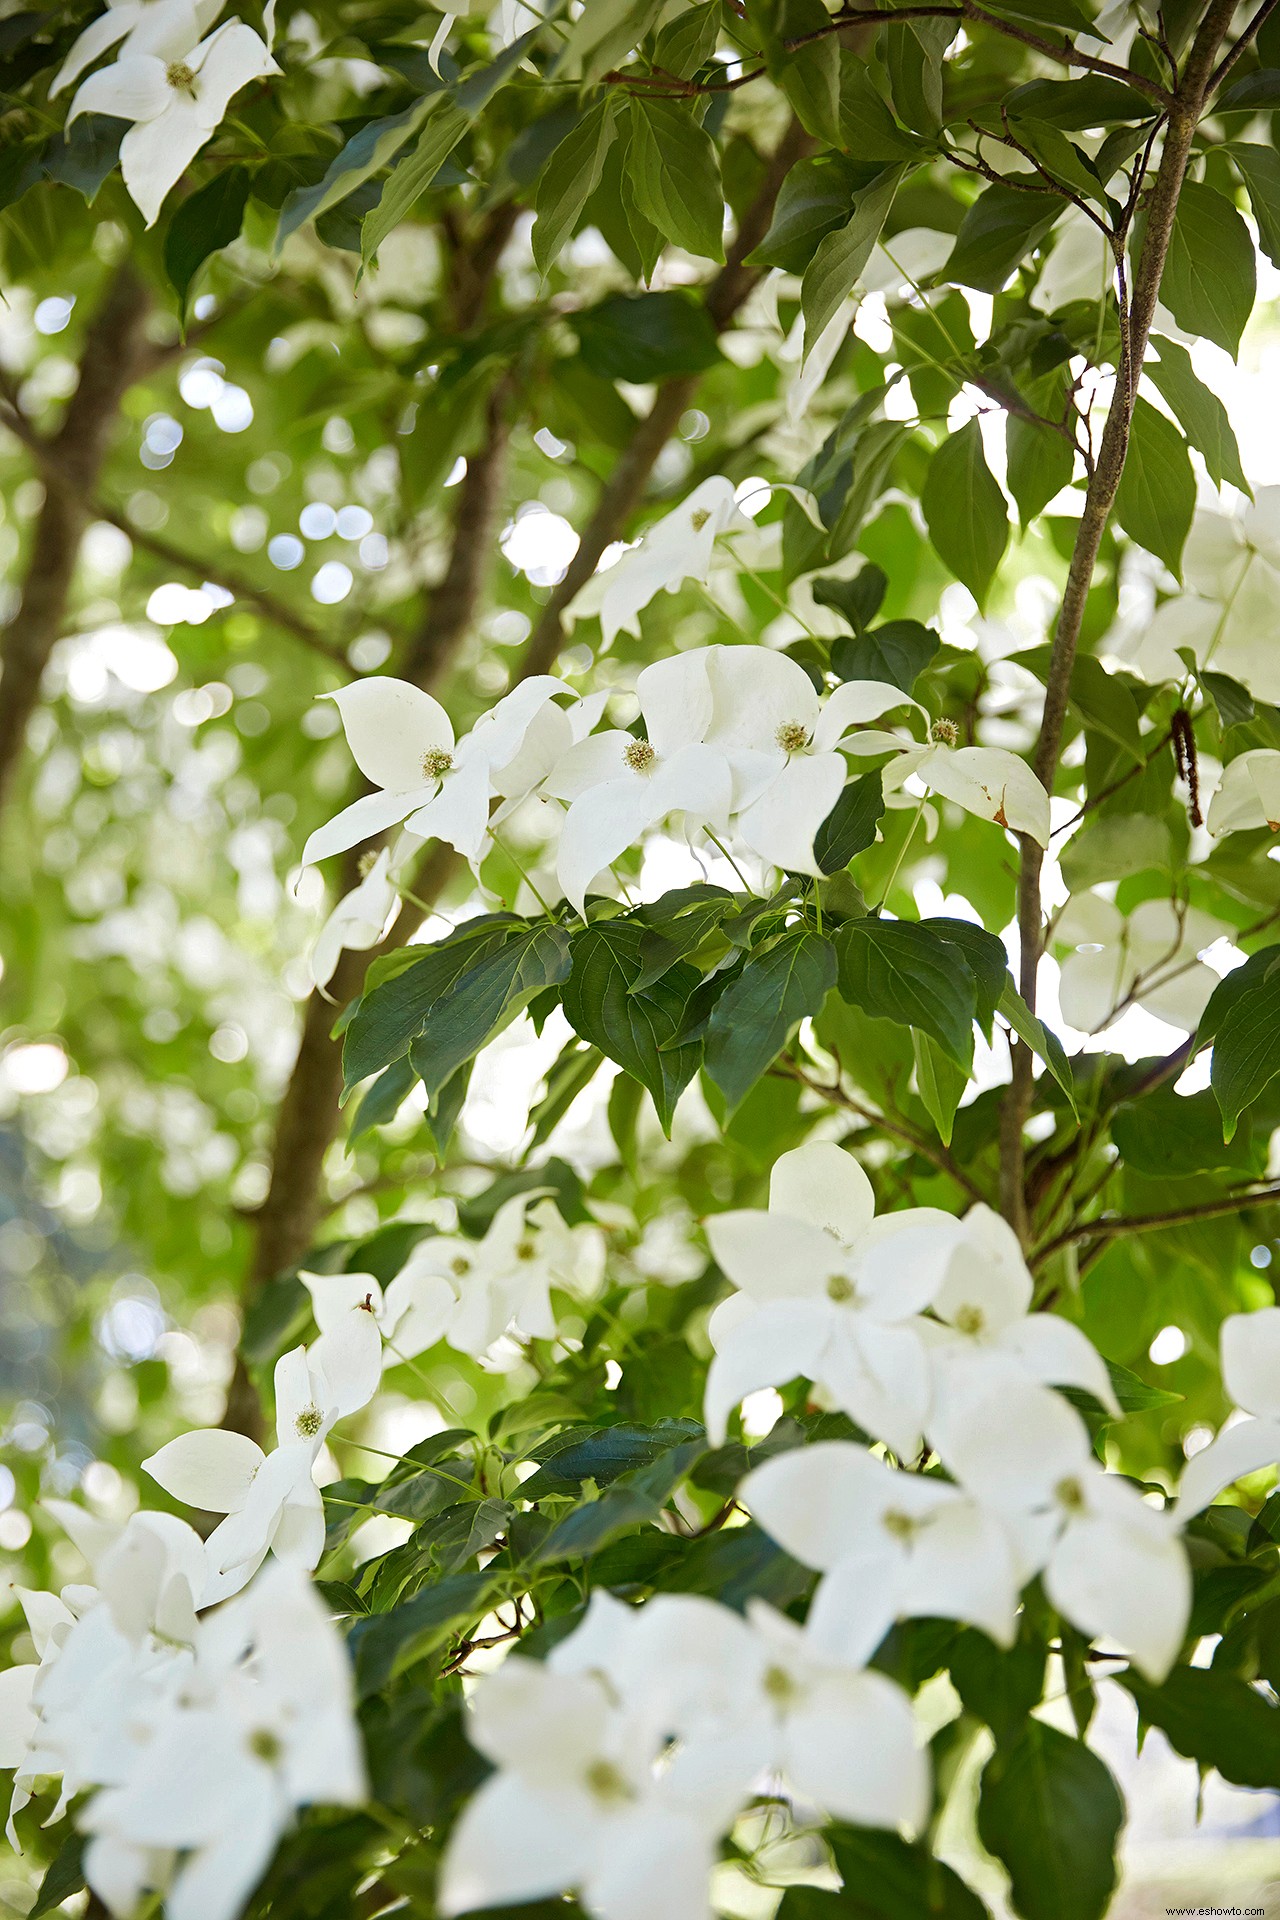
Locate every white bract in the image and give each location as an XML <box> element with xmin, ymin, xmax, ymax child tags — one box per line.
<box><xmin>301</xmin><ymin>674</ymin><xmax>576</xmax><ymax>870</ymax></box>
<box><xmin>592</xmin><ymin>477</ymin><xmax>751</xmax><ymax>646</ymax></box>
<box><xmin>1133</xmin><ymin>493</ymin><xmax>1280</xmax><ymax>701</ymax></box>
<box><xmin>942</xmin><ymin>1370</ymin><xmax>1191</xmax><ymax>1681</ymax></box>
<box><xmin>309</xmin><ymin>844</ymin><xmax>406</xmax><ymax>990</ymax></box>
<box><xmin>1207</xmin><ymin>748</ymin><xmax>1280</xmax><ymax>835</ymax></box>
<box><xmin>702</xmin><ymin>648</ymin><xmax>923</xmax><ymax>875</ymax></box>
<box><xmin>544</xmin><ymin>652</ymin><xmax>733</xmax><ymax>915</ymax></box>
<box><xmin>1054</xmin><ymin>893</ymin><xmax>1228</xmax><ymax>1033</ymax></box>
<box><xmin>1175</xmin><ymin>1306</ymin><xmax>1280</xmax><ymax>1517</ymax></box>
<box><xmin>874</xmin><ymin>732</ymin><xmax>1052</xmax><ymax>845</ymax></box>
<box><xmin>143</xmin><ymin>1333</ymin><xmax>380</xmax><ymax>1603</ymax></box>
<box><xmin>68</xmin><ymin>18</ymin><xmax>278</xmax><ymax>227</ymax></box>
<box><xmin>80</xmin><ymin>1563</ymin><xmax>365</xmax><ymax>1920</ymax></box>
<box><xmin>52</xmin><ymin>0</ymin><xmax>225</xmax><ymax>96</ymax></box>
<box><xmin>703</xmin><ymin>1140</ymin><xmax>958</xmax><ymax>1454</ymax></box>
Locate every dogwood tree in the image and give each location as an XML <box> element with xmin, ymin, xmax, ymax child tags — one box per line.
<box><xmin>3</xmin><ymin>0</ymin><xmax>1280</xmax><ymax>1915</ymax></box>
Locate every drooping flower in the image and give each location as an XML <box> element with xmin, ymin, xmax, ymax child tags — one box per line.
<box><xmin>143</xmin><ymin>1333</ymin><xmax>380</xmax><ymax>1604</ymax></box>
<box><xmin>871</xmin><ymin>726</ymin><xmax>1052</xmax><ymax>845</ymax></box>
<box><xmin>300</xmin><ymin>674</ymin><xmax>581</xmax><ymax>870</ymax></box>
<box><xmin>590</xmin><ymin>477</ymin><xmax>751</xmax><ymax>646</ymax></box>
<box><xmin>703</xmin><ymin>1139</ymin><xmax>957</xmax><ymax>1455</ymax></box>
<box><xmin>68</xmin><ymin>18</ymin><xmax>279</xmax><ymax>227</ymax></box>
<box><xmin>742</xmin><ymin>1440</ymin><xmax>1023</xmax><ymax>1664</ymax></box>
<box><xmin>308</xmin><ymin>844</ymin><xmax>406</xmax><ymax>990</ymax></box>
<box><xmin>1175</xmin><ymin>1306</ymin><xmax>1280</xmax><ymax>1517</ymax></box>
<box><xmin>1053</xmin><ymin>893</ymin><xmax>1228</xmax><ymax>1034</ymax></box>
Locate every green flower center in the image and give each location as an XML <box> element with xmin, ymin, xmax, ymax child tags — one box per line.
<box><xmin>584</xmin><ymin>1759</ymin><xmax>634</xmax><ymax>1804</ymax></box>
<box><xmin>775</xmin><ymin>721</ymin><xmax>809</xmax><ymax>754</ymax></box>
<box><xmin>166</xmin><ymin>60</ymin><xmax>196</xmax><ymax>90</ymax></box>
<box><xmin>826</xmin><ymin>1272</ymin><xmax>856</xmax><ymax>1304</ymax></box>
<box><xmin>294</xmin><ymin>1404</ymin><xmax>323</xmax><ymax>1439</ymax></box>
<box><xmin>421</xmin><ymin>747</ymin><xmax>454</xmax><ymax>779</ymax></box>
<box><xmin>248</xmin><ymin>1728</ymin><xmax>283</xmax><ymax>1763</ymax></box>
<box><xmin>1056</xmin><ymin>1476</ymin><xmax>1086</xmax><ymax>1514</ymax></box>
<box><xmin>882</xmin><ymin>1508</ymin><xmax>920</xmax><ymax>1541</ymax></box>
<box><xmin>623</xmin><ymin>739</ymin><xmax>656</xmax><ymax>773</ymax></box>
<box><xmin>953</xmin><ymin>1304</ymin><xmax>985</xmax><ymax>1336</ymax></box>
<box><xmin>762</xmin><ymin>1663</ymin><xmax>799</xmax><ymax>1705</ymax></box>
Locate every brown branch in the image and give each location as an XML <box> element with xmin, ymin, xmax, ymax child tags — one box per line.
<box><xmin>1032</xmin><ymin>1182</ymin><xmax>1280</xmax><ymax>1265</ymax></box>
<box><xmin>998</xmin><ymin>0</ymin><xmax>1239</xmax><ymax>1240</ymax></box>
<box><xmin>1208</xmin><ymin>0</ymin><xmax>1280</xmax><ymax>92</ymax></box>
<box><xmin>0</xmin><ymin>262</ymin><xmax>154</xmax><ymax>815</ymax></box>
<box><xmin>515</xmin><ymin>115</ymin><xmax>815</xmax><ymax>684</ymax></box>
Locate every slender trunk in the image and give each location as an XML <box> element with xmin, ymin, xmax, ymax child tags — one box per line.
<box><xmin>998</xmin><ymin>0</ymin><xmax>1241</xmax><ymax>1236</ymax></box>
<box><xmin>0</xmin><ymin>263</ymin><xmax>152</xmax><ymax>812</ymax></box>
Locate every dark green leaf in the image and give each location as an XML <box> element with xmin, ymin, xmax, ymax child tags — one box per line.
<box><xmin>1003</xmin><ymin>77</ymin><xmax>1157</xmax><ymax>128</ymax></box>
<box><xmin>341</xmin><ymin>916</ymin><xmax>521</xmax><ymax>1091</ymax></box>
<box><xmin>811</xmin><ymin>563</ymin><xmax>888</xmax><ymax>633</ymax></box>
<box><xmin>1231</xmin><ymin>142</ymin><xmax>1280</xmax><ymax>268</ymax></box>
<box><xmin>1161</xmin><ymin>180</ymin><xmax>1256</xmax><ymax>358</ymax></box>
<box><xmin>1006</xmin><ymin>414</ymin><xmax>1076</xmax><ymax>526</ymax></box>
<box><xmin>563</xmin><ymin>920</ymin><xmax>704</xmax><ymax>1132</ymax></box>
<box><xmin>825</xmin><ymin>1827</ymin><xmax>991</xmax><ymax>1920</ymax></box>
<box><xmin>921</xmin><ymin>419</ymin><xmax>1010</xmax><ymax>609</ymax></box>
<box><xmin>164</xmin><ymin>166</ymin><xmax>252</xmax><ymax>312</ymax></box>
<box><xmin>1123</xmin><ymin>1666</ymin><xmax>1280</xmax><ymax>1789</ymax></box>
<box><xmin>351</xmin><ymin>1571</ymin><xmax>492</xmax><ymax>1696</ymax></box>
<box><xmin>950</xmin><ymin>1624</ymin><xmax>1048</xmax><ymax>1749</ymax></box>
<box><xmin>704</xmin><ymin>928</ymin><xmax>837</xmax><ymax>1110</ymax></box>
<box><xmin>532</xmin><ymin>100</ymin><xmax>619</xmax><ymax>273</ymax></box>
<box><xmin>802</xmin><ymin>166</ymin><xmax>901</xmax><ymax>347</ymax></box>
<box><xmin>627</xmin><ymin>98</ymin><xmax>724</xmax><ymax>262</ymax></box>
<box><xmin>977</xmin><ymin>1720</ymin><xmax>1122</xmax><ymax>1920</ymax></box>
<box><xmin>836</xmin><ymin>918</ymin><xmax>977</xmax><ymax>1067</ymax></box>
<box><xmin>361</xmin><ymin>102</ymin><xmax>469</xmax><ymax>266</ymax></box>
<box><xmin>831</xmin><ymin>619</ymin><xmax>939</xmax><ymax>690</ymax></box>
<box><xmin>913</xmin><ymin>1029</ymin><xmax>967</xmax><ymax>1144</ymax></box>
<box><xmin>348</xmin><ymin>1055</ymin><xmax>417</xmax><ymax>1141</ymax></box>
<box><xmin>31</xmin><ymin>1832</ymin><xmax>84</xmax><ymax>1918</ymax></box>
<box><xmin>750</xmin><ymin>154</ymin><xmax>881</xmax><ymax>274</ymax></box>
<box><xmin>815</xmin><ymin>772</ymin><xmax>886</xmax><ymax>873</ymax></box>
<box><xmin>572</xmin><ymin>291</ymin><xmax>721</xmax><ymax>382</ymax></box>
<box><xmin>1113</xmin><ymin>396</ymin><xmax>1195</xmax><ymax>578</ymax></box>
<box><xmin>943</xmin><ymin>181</ymin><xmax>1063</xmax><ymax>293</ymax></box>
<box><xmin>1202</xmin><ymin>945</ymin><xmax>1280</xmax><ymax>1140</ymax></box>
<box><xmin>1112</xmin><ymin>1081</ymin><xmax>1261</xmax><ymax>1177</ymax></box>
<box><xmin>42</xmin><ymin>115</ymin><xmax>126</xmax><ymax>202</ymax></box>
<box><xmin>1146</xmin><ymin>336</ymin><xmax>1250</xmax><ymax>494</ymax></box>
<box><xmin>526</xmin><ymin>1040</ymin><xmax>604</xmax><ymax>1149</ymax></box>
<box><xmin>998</xmin><ymin>978</ymin><xmax>1078</xmax><ymax>1111</ymax></box>
<box><xmin>407</xmin><ymin>922</ymin><xmax>572</xmax><ymax>1099</ymax></box>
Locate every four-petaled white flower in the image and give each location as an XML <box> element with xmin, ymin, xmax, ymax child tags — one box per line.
<box><xmin>742</xmin><ymin>1439</ymin><xmax>1022</xmax><ymax>1664</ymax></box>
<box><xmin>942</xmin><ymin>1368</ymin><xmax>1191</xmax><ymax>1681</ymax></box>
<box><xmin>593</xmin><ymin>477</ymin><xmax>751</xmax><ymax>646</ymax></box>
<box><xmin>143</xmin><ymin>1331</ymin><xmax>380</xmax><ymax>1604</ymax></box>
<box><xmin>68</xmin><ymin>18</ymin><xmax>278</xmax><ymax>226</ymax></box>
<box><xmin>52</xmin><ymin>0</ymin><xmax>225</xmax><ymax>97</ymax></box>
<box><xmin>1054</xmin><ymin>893</ymin><xmax>1228</xmax><ymax>1034</ymax></box>
<box><xmin>867</xmin><ymin>729</ymin><xmax>1051</xmax><ymax>845</ymax></box>
<box><xmin>704</xmin><ymin>1140</ymin><xmax>958</xmax><ymax>1455</ymax></box>
<box><xmin>1175</xmin><ymin>1305</ymin><xmax>1280</xmax><ymax>1518</ymax></box>
<box><xmin>300</xmin><ymin>674</ymin><xmax>574</xmax><ymax>871</ymax></box>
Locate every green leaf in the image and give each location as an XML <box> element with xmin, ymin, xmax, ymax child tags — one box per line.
<box><xmin>572</xmin><ymin>290</ymin><xmax>721</xmax><ymax>382</ymax></box>
<box><xmin>838</xmin><ymin>58</ymin><xmax>928</xmax><ymax>163</ymax></box>
<box><xmin>1058</xmin><ymin>811</ymin><xmax>1171</xmax><ymax>887</ymax></box>
<box><xmin>277</xmin><ymin>98</ymin><xmax>443</xmax><ymax>248</ymax></box>
<box><xmin>652</xmin><ymin>2</ymin><xmax>721</xmax><ymax>77</ymax></box>
<box><xmin>519</xmin><ymin>1419</ymin><xmax>703</xmax><ymax>1495</ymax></box>
<box><xmin>750</xmin><ymin>154</ymin><xmax>881</xmax><ymax>274</ymax></box>
<box><xmin>768</xmin><ymin>0</ymin><xmax>843</xmax><ymax>147</ymax></box>
<box><xmin>341</xmin><ymin>916</ymin><xmax>522</xmax><ymax>1091</ymax></box>
<box><xmin>361</xmin><ymin>102</ymin><xmax>469</xmax><ymax>267</ymax></box>
<box><xmin>1015</xmin><ymin>645</ymin><xmax>1144</xmax><ymax>766</ymax></box>
<box><xmin>1003</xmin><ymin>76</ymin><xmax>1157</xmax><ymax>128</ymax></box>
<box><xmin>633</xmin><ymin>885</ymin><xmax>735</xmax><ymax>989</ymax></box>
<box><xmin>164</xmin><ymin>166</ymin><xmax>252</xmax><ymax>312</ymax></box>
<box><xmin>801</xmin><ymin>166</ymin><xmax>901</xmax><ymax>350</ymax></box>
<box><xmin>348</xmin><ymin>1055</ymin><xmax>417</xmax><ymax>1141</ymax></box>
<box><xmin>704</xmin><ymin>929</ymin><xmax>837</xmax><ymax>1111</ymax></box>
<box><xmin>532</xmin><ymin>100</ymin><xmax>619</xmax><ymax>274</ymax></box>
<box><xmin>42</xmin><ymin>115</ymin><xmax>126</xmax><ymax>203</ymax></box>
<box><xmin>351</xmin><ymin>1571</ymin><xmax>492</xmax><ymax>1697</ymax></box>
<box><xmin>1160</xmin><ymin>180</ymin><xmax>1256</xmax><ymax>358</ymax></box>
<box><xmin>943</xmin><ymin>180</ymin><xmax>1063</xmax><ymax>293</ymax></box>
<box><xmin>526</xmin><ymin>1040</ymin><xmax>605</xmax><ymax>1150</ymax></box>
<box><xmin>1201</xmin><ymin>945</ymin><xmax>1280</xmax><ymax>1140</ymax></box>
<box><xmin>977</xmin><ymin>1720</ymin><xmax>1123</xmax><ymax>1920</ymax></box>
<box><xmin>1112</xmin><ymin>1081</ymin><xmax>1261</xmax><ymax>1177</ymax></box>
<box><xmin>836</xmin><ymin>918</ymin><xmax>977</xmax><ymax>1067</ymax></box>
<box><xmin>982</xmin><ymin>0</ymin><xmax>1096</xmax><ymax>31</ymax></box>
<box><xmin>1231</xmin><ymin>142</ymin><xmax>1280</xmax><ymax>268</ymax></box>
<box><xmin>824</xmin><ymin>1827</ymin><xmax>992</xmax><ymax>1920</ymax></box>
<box><xmin>811</xmin><ymin>564</ymin><xmax>888</xmax><ymax>634</ymax></box>
<box><xmin>815</xmin><ymin>772</ymin><xmax>887</xmax><ymax>873</ymax></box>
<box><xmin>407</xmin><ymin>922</ymin><xmax>572</xmax><ymax>1099</ymax></box>
<box><xmin>913</xmin><ymin>1029</ymin><xmax>967</xmax><ymax>1144</ymax></box>
<box><xmin>1006</xmin><ymin>414</ymin><xmax>1076</xmax><ymax>526</ymax></box>
<box><xmin>923</xmin><ymin>917</ymin><xmax>1008</xmax><ymax>1035</ymax></box>
<box><xmin>950</xmin><ymin>1624</ymin><xmax>1048</xmax><ymax>1749</ymax></box>
<box><xmin>31</xmin><ymin>1832</ymin><xmax>85</xmax><ymax>1918</ymax></box>
<box><xmin>1123</xmin><ymin>1666</ymin><xmax>1280</xmax><ymax>1789</ymax></box>
<box><xmin>1113</xmin><ymin>396</ymin><xmax>1195</xmax><ymax>579</ymax></box>
<box><xmin>563</xmin><ymin>921</ymin><xmax>704</xmax><ymax>1132</ymax></box>
<box><xmin>998</xmin><ymin>978</ymin><xmax>1078</xmax><ymax>1112</ymax></box>
<box><xmin>921</xmin><ymin>419</ymin><xmax>1009</xmax><ymax>609</ymax></box>
<box><xmin>831</xmin><ymin>618</ymin><xmax>939</xmax><ymax>691</ymax></box>
<box><xmin>1146</xmin><ymin>336</ymin><xmax>1250</xmax><ymax>494</ymax></box>
<box><xmin>627</xmin><ymin>98</ymin><xmax>725</xmax><ymax>263</ymax></box>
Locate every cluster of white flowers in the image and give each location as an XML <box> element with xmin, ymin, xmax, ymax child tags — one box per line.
<box><xmin>303</xmin><ymin>583</ymin><xmax>1050</xmax><ymax>963</ymax></box>
<box><xmin>440</xmin><ymin>1586</ymin><xmax>927</xmax><ymax>1920</ymax></box>
<box><xmin>704</xmin><ymin>1141</ymin><xmax>1190</xmax><ymax>1683</ymax></box>
<box><xmin>0</xmin><ymin>1511</ymin><xmax>363</xmax><ymax>1920</ymax></box>
<box><xmin>56</xmin><ymin>0</ymin><xmax>277</xmax><ymax>227</ymax></box>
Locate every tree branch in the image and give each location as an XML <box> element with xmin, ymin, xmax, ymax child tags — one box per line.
<box><xmin>1033</xmin><ymin>1181</ymin><xmax>1280</xmax><ymax>1264</ymax></box>
<box><xmin>516</xmin><ymin>115</ymin><xmax>815</xmax><ymax>683</ymax></box>
<box><xmin>998</xmin><ymin>0</ymin><xmax>1240</xmax><ymax>1240</ymax></box>
<box><xmin>1207</xmin><ymin>0</ymin><xmax>1280</xmax><ymax>92</ymax></box>
<box><xmin>0</xmin><ymin>262</ymin><xmax>154</xmax><ymax>815</ymax></box>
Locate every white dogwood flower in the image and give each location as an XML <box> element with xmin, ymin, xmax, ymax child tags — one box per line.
<box><xmin>308</xmin><ymin>844</ymin><xmax>408</xmax><ymax>990</ymax></box>
<box><xmin>1134</xmin><ymin>492</ymin><xmax>1280</xmax><ymax>701</ymax></box>
<box><xmin>143</xmin><ymin>1334</ymin><xmax>380</xmax><ymax>1604</ymax></box>
<box><xmin>301</xmin><ymin>674</ymin><xmax>572</xmax><ymax>870</ymax></box>
<box><xmin>52</xmin><ymin>0</ymin><xmax>225</xmax><ymax>96</ymax></box>
<box><xmin>942</xmin><ymin>1369</ymin><xmax>1190</xmax><ymax>1680</ymax></box>
<box><xmin>742</xmin><ymin>1440</ymin><xmax>1022</xmax><ymax>1664</ymax></box>
<box><xmin>81</xmin><ymin>1563</ymin><xmax>365</xmax><ymax>1920</ymax></box>
<box><xmin>868</xmin><ymin>728</ymin><xmax>1051</xmax><ymax>845</ymax></box>
<box><xmin>1176</xmin><ymin>1306</ymin><xmax>1280</xmax><ymax>1517</ymax></box>
<box><xmin>704</xmin><ymin>1140</ymin><xmax>957</xmax><ymax>1455</ymax></box>
<box><xmin>544</xmin><ymin>652</ymin><xmax>733</xmax><ymax>915</ymax></box>
<box><xmin>1054</xmin><ymin>893</ymin><xmax>1228</xmax><ymax>1034</ymax></box>
<box><xmin>703</xmin><ymin>648</ymin><xmax>924</xmax><ymax>874</ymax></box>
<box><xmin>68</xmin><ymin>18</ymin><xmax>278</xmax><ymax>226</ymax></box>
<box><xmin>1207</xmin><ymin>748</ymin><xmax>1280</xmax><ymax>835</ymax></box>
